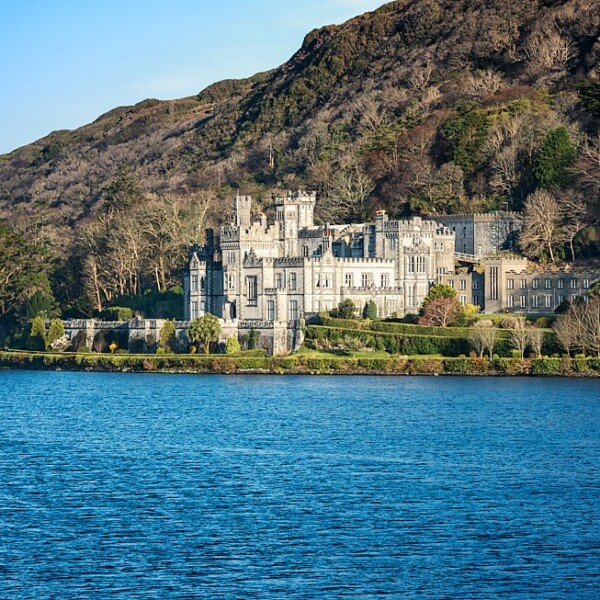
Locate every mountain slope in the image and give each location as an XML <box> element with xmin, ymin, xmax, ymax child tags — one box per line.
<box><xmin>1</xmin><ymin>0</ymin><xmax>599</xmax><ymax>247</ymax></box>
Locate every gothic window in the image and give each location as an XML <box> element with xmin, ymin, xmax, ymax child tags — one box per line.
<box><xmin>200</xmin><ymin>276</ymin><xmax>205</xmax><ymax>291</ymax></box>
<box><xmin>507</xmin><ymin>279</ymin><xmax>514</xmax><ymax>290</ymax></box>
<box><xmin>267</xmin><ymin>300</ymin><xmax>275</xmax><ymax>321</ymax></box>
<box><xmin>361</xmin><ymin>273</ymin><xmax>371</xmax><ymax>287</ymax></box>
<box><xmin>381</xmin><ymin>273</ymin><xmax>389</xmax><ymax>288</ymax></box>
<box><xmin>191</xmin><ymin>274</ymin><xmax>198</xmax><ymax>292</ymax></box>
<box><xmin>406</xmin><ymin>256</ymin><xmax>416</xmax><ymax>274</ymax></box>
<box><xmin>520</xmin><ymin>295</ymin><xmax>527</xmax><ymax>308</ymax></box>
<box><xmin>288</xmin><ymin>300</ymin><xmax>298</xmax><ymax>321</ymax></box>
<box><xmin>289</xmin><ymin>272</ymin><xmax>297</xmax><ymax>290</ymax></box>
<box><xmin>275</xmin><ymin>273</ymin><xmax>283</xmax><ymax>289</ymax></box>
<box><xmin>520</xmin><ymin>279</ymin><xmax>527</xmax><ymax>290</ymax></box>
<box><xmin>417</xmin><ymin>256</ymin><xmax>426</xmax><ymax>273</ymax></box>
<box><xmin>246</xmin><ymin>276</ymin><xmax>257</xmax><ymax>306</ymax></box>
<box><xmin>345</xmin><ymin>273</ymin><xmax>353</xmax><ymax>288</ymax></box>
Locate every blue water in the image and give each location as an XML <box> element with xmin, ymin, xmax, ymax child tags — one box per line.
<box><xmin>0</xmin><ymin>372</ymin><xmax>599</xmax><ymax>598</ymax></box>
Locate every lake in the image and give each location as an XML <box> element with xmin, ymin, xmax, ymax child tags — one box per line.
<box><xmin>0</xmin><ymin>371</ymin><xmax>599</xmax><ymax>598</ymax></box>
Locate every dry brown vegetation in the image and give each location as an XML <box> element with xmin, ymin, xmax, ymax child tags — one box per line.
<box><xmin>0</xmin><ymin>0</ymin><xmax>599</xmax><ymax>317</ymax></box>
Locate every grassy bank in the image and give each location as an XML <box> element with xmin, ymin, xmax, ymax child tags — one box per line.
<box><xmin>1</xmin><ymin>351</ymin><xmax>599</xmax><ymax>377</ymax></box>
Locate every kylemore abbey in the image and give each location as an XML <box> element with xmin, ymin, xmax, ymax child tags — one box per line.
<box><xmin>176</xmin><ymin>191</ymin><xmax>600</xmax><ymax>354</ymax></box>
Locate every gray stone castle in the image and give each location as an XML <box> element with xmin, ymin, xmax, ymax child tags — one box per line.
<box><xmin>184</xmin><ymin>191</ymin><xmax>457</xmax><ymax>326</ymax></box>
<box><xmin>184</xmin><ymin>192</ymin><xmax>600</xmax><ymax>338</ymax></box>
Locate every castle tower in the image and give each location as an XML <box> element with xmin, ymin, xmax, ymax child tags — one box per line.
<box><xmin>275</xmin><ymin>190</ymin><xmax>317</xmax><ymax>256</ymax></box>
<box><xmin>234</xmin><ymin>193</ymin><xmax>252</xmax><ymax>227</ymax></box>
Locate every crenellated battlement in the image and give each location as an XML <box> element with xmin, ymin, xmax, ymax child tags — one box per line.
<box><xmin>274</xmin><ymin>257</ymin><xmax>305</xmax><ymax>267</ymax></box>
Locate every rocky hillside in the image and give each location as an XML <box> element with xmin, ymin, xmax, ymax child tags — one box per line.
<box><xmin>1</xmin><ymin>0</ymin><xmax>599</xmax><ymax>246</ymax></box>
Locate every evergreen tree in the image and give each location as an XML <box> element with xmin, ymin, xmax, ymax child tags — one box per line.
<box><xmin>226</xmin><ymin>337</ymin><xmax>241</xmax><ymax>354</ymax></box>
<box><xmin>27</xmin><ymin>316</ymin><xmax>47</xmax><ymax>351</ymax></box>
<box><xmin>363</xmin><ymin>300</ymin><xmax>378</xmax><ymax>320</ymax></box>
<box><xmin>46</xmin><ymin>319</ymin><xmax>65</xmax><ymax>347</ymax></box>
<box><xmin>535</xmin><ymin>126</ymin><xmax>576</xmax><ymax>188</ymax></box>
<box><xmin>158</xmin><ymin>320</ymin><xmax>177</xmax><ymax>353</ymax></box>
<box><xmin>333</xmin><ymin>299</ymin><xmax>356</xmax><ymax>319</ymax></box>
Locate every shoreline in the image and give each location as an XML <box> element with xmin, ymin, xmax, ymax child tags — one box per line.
<box><xmin>1</xmin><ymin>351</ymin><xmax>598</xmax><ymax>377</ymax></box>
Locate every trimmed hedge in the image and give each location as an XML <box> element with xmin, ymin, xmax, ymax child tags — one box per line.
<box><xmin>1</xmin><ymin>351</ymin><xmax>599</xmax><ymax>377</ymax></box>
<box><xmin>317</xmin><ymin>318</ymin><xmax>559</xmax><ymax>356</ymax></box>
<box><xmin>307</xmin><ymin>325</ymin><xmax>473</xmax><ymax>357</ymax></box>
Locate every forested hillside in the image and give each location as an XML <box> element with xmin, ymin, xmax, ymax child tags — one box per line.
<box><xmin>1</xmin><ymin>0</ymin><xmax>599</xmax><ymax>333</ymax></box>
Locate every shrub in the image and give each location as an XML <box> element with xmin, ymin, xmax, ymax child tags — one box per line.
<box><xmin>443</xmin><ymin>357</ymin><xmax>471</xmax><ymax>373</ymax></box>
<box><xmin>226</xmin><ymin>337</ymin><xmax>242</xmax><ymax>354</ymax></box>
<box><xmin>27</xmin><ymin>317</ymin><xmax>46</xmax><ymax>351</ymax></box>
<box><xmin>247</xmin><ymin>329</ymin><xmax>260</xmax><ymax>350</ymax></box>
<box><xmin>158</xmin><ymin>320</ymin><xmax>177</xmax><ymax>354</ymax></box>
<box><xmin>532</xmin><ymin>358</ymin><xmax>561</xmax><ymax>376</ymax></box>
<box><xmin>46</xmin><ymin>319</ymin><xmax>65</xmax><ymax>347</ymax></box>
<box><xmin>331</xmin><ymin>299</ymin><xmax>356</xmax><ymax>319</ymax></box>
<box><xmin>100</xmin><ymin>307</ymin><xmax>133</xmax><ymax>322</ymax></box>
<box><xmin>363</xmin><ymin>300</ymin><xmax>378</xmax><ymax>320</ymax></box>
<box><xmin>573</xmin><ymin>354</ymin><xmax>589</xmax><ymax>373</ymax></box>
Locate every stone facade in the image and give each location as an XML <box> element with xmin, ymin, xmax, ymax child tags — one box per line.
<box><xmin>436</xmin><ymin>211</ymin><xmax>521</xmax><ymax>258</ymax></box>
<box><xmin>180</xmin><ymin>193</ymin><xmax>599</xmax><ymax>353</ymax></box>
<box><xmin>63</xmin><ymin>318</ymin><xmax>303</xmax><ymax>356</ymax></box>
<box><xmin>184</xmin><ymin>192</ymin><xmax>457</xmax><ymax>331</ymax></box>
<box><xmin>480</xmin><ymin>256</ymin><xmax>599</xmax><ymax>314</ymax></box>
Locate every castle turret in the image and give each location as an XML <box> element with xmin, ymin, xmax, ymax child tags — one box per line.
<box><xmin>276</xmin><ymin>190</ymin><xmax>317</xmax><ymax>256</ymax></box>
<box><xmin>234</xmin><ymin>193</ymin><xmax>252</xmax><ymax>227</ymax></box>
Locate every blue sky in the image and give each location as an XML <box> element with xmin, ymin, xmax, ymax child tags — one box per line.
<box><xmin>0</xmin><ymin>0</ymin><xmax>385</xmax><ymax>154</ymax></box>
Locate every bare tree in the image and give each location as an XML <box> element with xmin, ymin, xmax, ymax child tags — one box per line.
<box><xmin>581</xmin><ymin>297</ymin><xmax>600</xmax><ymax>357</ymax></box>
<box><xmin>468</xmin><ymin>320</ymin><xmax>498</xmax><ymax>358</ymax></box>
<box><xmin>528</xmin><ymin>327</ymin><xmax>545</xmax><ymax>357</ymax></box>
<box><xmin>508</xmin><ymin>317</ymin><xmax>530</xmax><ymax>358</ymax></box>
<box><xmin>465</xmin><ymin>69</ymin><xmax>505</xmax><ymax>98</ymax></box>
<box><xmin>570</xmin><ymin>133</ymin><xmax>600</xmax><ymax>222</ymax></box>
<box><xmin>553</xmin><ymin>311</ymin><xmax>580</xmax><ymax>356</ymax></box>
<box><xmin>559</xmin><ymin>190</ymin><xmax>588</xmax><ymax>261</ymax></box>
<box><xmin>520</xmin><ymin>190</ymin><xmax>563</xmax><ymax>262</ymax></box>
<box><xmin>316</xmin><ymin>163</ymin><xmax>375</xmax><ymax>223</ymax></box>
